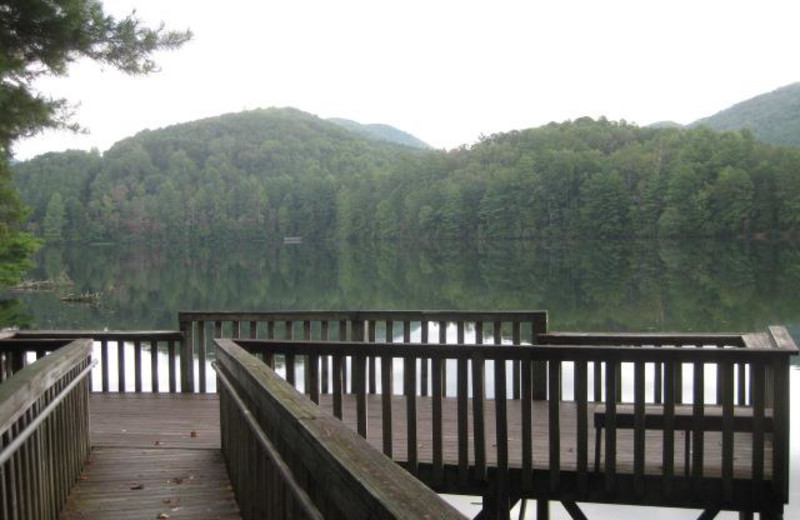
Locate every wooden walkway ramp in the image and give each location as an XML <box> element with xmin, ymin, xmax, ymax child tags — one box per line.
<box><xmin>61</xmin><ymin>395</ymin><xmax>240</xmax><ymax>520</ymax></box>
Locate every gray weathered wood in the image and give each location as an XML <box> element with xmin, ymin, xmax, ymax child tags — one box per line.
<box><xmin>548</xmin><ymin>360</ymin><xmax>560</xmax><ymax>492</ymax></box>
<box><xmin>214</xmin><ymin>339</ymin><xmax>466</xmax><ymax>520</ymax></box>
<box><xmin>521</xmin><ymin>352</ymin><xmax>533</xmax><ymax>493</ymax></box>
<box><xmin>0</xmin><ymin>339</ymin><xmax>93</xmax><ymax>520</ymax></box>
<box><xmin>472</xmin><ymin>351</ymin><xmax>486</xmax><ymax>482</ymax></box>
<box><xmin>633</xmin><ymin>361</ymin><xmax>645</xmax><ymax>496</ymax></box>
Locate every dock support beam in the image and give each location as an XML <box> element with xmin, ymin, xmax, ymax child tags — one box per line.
<box><xmin>536</xmin><ymin>499</ymin><xmax>549</xmax><ymax>520</ymax></box>
<box><xmin>474</xmin><ymin>491</ymin><xmax>512</xmax><ymax>520</ymax></box>
<box><xmin>562</xmin><ymin>501</ymin><xmax>588</xmax><ymax>520</ymax></box>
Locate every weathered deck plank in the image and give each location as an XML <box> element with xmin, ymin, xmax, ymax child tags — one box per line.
<box><xmin>89</xmin><ymin>394</ymin><xmax>220</xmax><ymax>449</ymax></box>
<box><xmin>82</xmin><ymin>392</ymin><xmax>768</xmax><ymax>482</ymax></box>
<box><xmin>61</xmin><ymin>392</ymin><xmax>772</xmax><ymax>518</ymax></box>
<box><xmin>60</xmin><ymin>395</ymin><xmax>237</xmax><ymax>520</ymax></box>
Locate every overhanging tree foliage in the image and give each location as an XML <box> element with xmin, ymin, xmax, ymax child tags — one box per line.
<box><xmin>0</xmin><ymin>0</ymin><xmax>190</xmax><ymax>284</ymax></box>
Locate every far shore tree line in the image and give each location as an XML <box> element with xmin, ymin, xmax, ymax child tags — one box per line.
<box><xmin>13</xmin><ymin>111</ymin><xmax>800</xmax><ymax>244</ymax></box>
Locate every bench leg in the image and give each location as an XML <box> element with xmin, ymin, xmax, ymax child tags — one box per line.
<box><xmin>594</xmin><ymin>427</ymin><xmax>602</xmax><ymax>472</ymax></box>
<box><xmin>537</xmin><ymin>499</ymin><xmax>550</xmax><ymax>520</ymax></box>
<box><xmin>685</xmin><ymin>429</ymin><xmax>691</xmax><ymax>478</ymax></box>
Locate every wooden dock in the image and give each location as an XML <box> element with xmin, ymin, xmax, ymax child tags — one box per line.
<box><xmin>2</xmin><ymin>310</ymin><xmax>796</xmax><ymax>520</ymax></box>
<box><xmin>60</xmin><ymin>395</ymin><xmax>239</xmax><ymax>520</ymax></box>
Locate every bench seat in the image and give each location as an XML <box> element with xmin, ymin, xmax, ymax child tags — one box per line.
<box><xmin>593</xmin><ymin>404</ymin><xmax>773</xmax><ymax>474</ymax></box>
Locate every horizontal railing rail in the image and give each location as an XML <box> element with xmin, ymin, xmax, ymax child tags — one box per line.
<box><xmin>178</xmin><ymin>310</ymin><xmax>548</xmax><ymax>395</ymax></box>
<box><xmin>13</xmin><ymin>330</ymin><xmax>184</xmax><ymax>393</ymax></box>
<box><xmin>0</xmin><ymin>338</ymin><xmax>94</xmax><ymax>520</ymax></box>
<box><xmin>538</xmin><ymin>331</ymin><xmax>746</xmax><ymax>347</ymax></box>
<box><xmin>214</xmin><ymin>338</ymin><xmax>466</xmax><ymax>520</ymax></box>
<box><xmin>232</xmin><ymin>325</ymin><xmax>796</xmax><ymax>512</ymax></box>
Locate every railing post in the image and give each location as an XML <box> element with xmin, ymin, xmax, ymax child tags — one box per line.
<box><xmin>10</xmin><ymin>350</ymin><xmax>25</xmax><ymax>374</ymax></box>
<box><xmin>353</xmin><ymin>317</ymin><xmax>367</xmax><ymax>438</ymax></box>
<box><xmin>768</xmin><ymin>327</ymin><xmax>792</xmax><ymax>505</ymax></box>
<box><xmin>531</xmin><ymin>311</ymin><xmax>548</xmax><ymax>400</ymax></box>
<box><xmin>179</xmin><ymin>316</ymin><xmax>195</xmax><ymax>393</ymax></box>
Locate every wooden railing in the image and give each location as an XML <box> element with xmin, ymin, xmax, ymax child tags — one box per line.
<box><xmin>13</xmin><ymin>331</ymin><xmax>184</xmax><ymax>393</ymax></box>
<box><xmin>537</xmin><ymin>327</ymin><xmax>796</xmax><ymax>509</ymax></box>
<box><xmin>8</xmin><ymin>312</ymin><xmax>547</xmax><ymax>395</ymax></box>
<box><xmin>0</xmin><ymin>335</ymin><xmax>73</xmax><ymax>383</ymax></box>
<box><xmin>213</xmin><ymin>338</ymin><xmax>466</xmax><ymax>520</ymax></box>
<box><xmin>231</xmin><ymin>326</ymin><xmax>797</xmax><ymax>514</ymax></box>
<box><xmin>179</xmin><ymin>310</ymin><xmax>548</xmax><ymax>394</ymax></box>
<box><xmin>0</xmin><ymin>338</ymin><xmax>94</xmax><ymax>519</ymax></box>
<box><xmin>0</xmin><ymin>313</ymin><xmax>795</xmax><ymax>517</ymax></box>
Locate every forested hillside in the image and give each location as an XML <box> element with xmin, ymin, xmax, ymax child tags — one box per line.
<box><xmin>14</xmin><ymin>108</ymin><xmax>421</xmax><ymax>242</ymax></box>
<box><xmin>692</xmin><ymin>83</ymin><xmax>800</xmax><ymax>147</ymax></box>
<box><xmin>13</xmin><ymin>109</ymin><xmax>800</xmax><ymax>243</ymax></box>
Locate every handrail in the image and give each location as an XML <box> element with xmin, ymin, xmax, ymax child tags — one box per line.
<box><xmin>0</xmin><ymin>359</ymin><xmax>97</xmax><ymax>466</ymax></box>
<box><xmin>0</xmin><ymin>338</ymin><xmax>94</xmax><ymax>520</ymax></box>
<box><xmin>233</xmin><ymin>337</ymin><xmax>794</xmax><ymax>362</ymax></box>
<box><xmin>212</xmin><ymin>361</ymin><xmax>323</xmax><ymax>520</ymax></box>
<box><xmin>13</xmin><ymin>330</ymin><xmax>182</xmax><ymax>341</ymax></box>
<box><xmin>180</xmin><ymin>309</ymin><xmax>548</xmax><ymax>322</ymax></box>
<box><xmin>0</xmin><ymin>338</ymin><xmax>93</xmax><ymax>433</ymax></box>
<box><xmin>538</xmin><ymin>331</ymin><xmax>746</xmax><ymax>347</ymax></box>
<box><xmin>214</xmin><ymin>338</ymin><xmax>466</xmax><ymax>520</ymax></box>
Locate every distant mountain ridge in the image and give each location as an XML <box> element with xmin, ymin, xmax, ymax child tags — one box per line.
<box><xmin>647</xmin><ymin>82</ymin><xmax>800</xmax><ymax>147</ymax></box>
<box><xmin>327</xmin><ymin>118</ymin><xmax>432</xmax><ymax>149</ymax></box>
<box><xmin>690</xmin><ymin>82</ymin><xmax>800</xmax><ymax>147</ymax></box>
<box><xmin>648</xmin><ymin>121</ymin><xmax>684</xmax><ymax>129</ymax></box>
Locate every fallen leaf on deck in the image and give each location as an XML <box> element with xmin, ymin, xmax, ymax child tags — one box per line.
<box><xmin>173</xmin><ymin>477</ymin><xmax>184</xmax><ymax>485</ymax></box>
<box><xmin>130</xmin><ymin>484</ymin><xmax>144</xmax><ymax>490</ymax></box>
<box><xmin>154</xmin><ymin>440</ymin><xmax>162</xmax><ymax>446</ymax></box>
<box><xmin>190</xmin><ymin>431</ymin><xmax>197</xmax><ymax>438</ymax></box>
<box><xmin>156</xmin><ymin>514</ymin><xmax>170</xmax><ymax>519</ymax></box>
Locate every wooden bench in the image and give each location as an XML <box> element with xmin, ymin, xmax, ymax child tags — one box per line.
<box><xmin>594</xmin><ymin>404</ymin><xmax>773</xmax><ymax>475</ymax></box>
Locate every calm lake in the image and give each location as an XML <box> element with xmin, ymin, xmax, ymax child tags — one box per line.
<box><xmin>4</xmin><ymin>238</ymin><xmax>799</xmax><ymax>519</ymax></box>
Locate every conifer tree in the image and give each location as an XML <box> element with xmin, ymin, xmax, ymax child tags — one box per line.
<box><xmin>0</xmin><ymin>0</ymin><xmax>190</xmax><ymax>283</ymax></box>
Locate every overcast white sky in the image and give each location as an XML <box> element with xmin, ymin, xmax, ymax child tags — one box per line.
<box><xmin>13</xmin><ymin>0</ymin><xmax>800</xmax><ymax>159</ymax></box>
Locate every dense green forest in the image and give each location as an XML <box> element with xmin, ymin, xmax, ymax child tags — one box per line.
<box><xmin>13</xmin><ymin>108</ymin><xmax>800</xmax><ymax>242</ymax></box>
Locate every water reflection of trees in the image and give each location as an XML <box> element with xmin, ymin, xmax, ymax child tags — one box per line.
<box><xmin>7</xmin><ymin>239</ymin><xmax>800</xmax><ymax>334</ymax></box>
